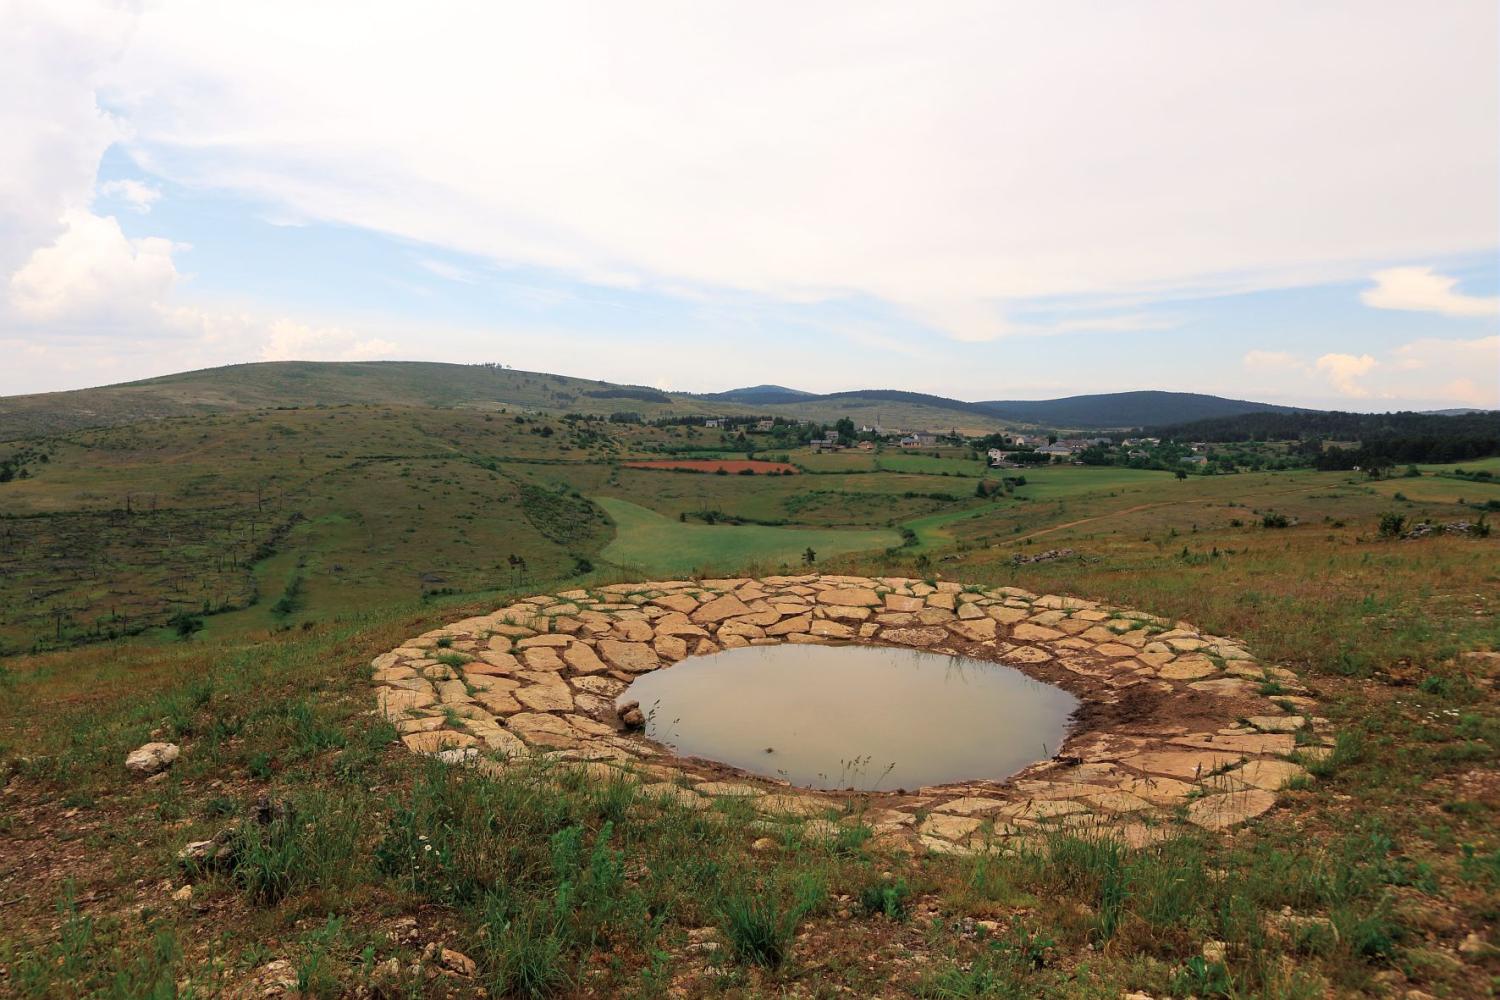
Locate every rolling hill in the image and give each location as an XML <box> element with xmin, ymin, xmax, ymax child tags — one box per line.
<box><xmin>1</xmin><ymin>360</ymin><xmax>1313</xmax><ymax>441</ymax></box>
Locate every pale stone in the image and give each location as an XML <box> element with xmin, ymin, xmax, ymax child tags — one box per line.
<box><xmin>653</xmin><ymin>612</ymin><xmax>709</xmax><ymax>637</ymax></box>
<box><xmin>756</xmin><ymin>794</ymin><xmax>838</xmax><ymax>817</ymax></box>
<box><xmin>695</xmin><ymin>781</ymin><xmax>764</xmax><ymax>797</ymax></box>
<box><xmin>648</xmin><ymin>635</ymin><xmax>684</xmax><ymax>663</ymax></box>
<box><xmin>515</xmin><ymin>684</ymin><xmax>575</xmax><ymax>713</ymax></box>
<box><xmin>948</xmin><ymin>618</ymin><xmax>998</xmax><ymax>642</ymax></box>
<box><xmin>1247</xmin><ymin>715</ymin><xmax>1305</xmax><ymax>733</ymax></box>
<box><xmin>612</xmin><ymin>620</ymin><xmax>656</xmax><ymax>642</ymax></box>
<box><xmin>1230</xmin><ymin>759</ymin><xmax>1308</xmax><ymax>791</ymax></box>
<box><xmin>516</xmin><ymin>634</ymin><xmax>571</xmax><ymax>648</ymax></box>
<box><xmin>691</xmin><ymin>594</ymin><xmax>753</xmax><ymax>623</ymax></box>
<box><xmin>598</xmin><ymin>639</ymin><xmax>660</xmax><ymax>673</ymax></box>
<box><xmin>402</xmin><ymin>730</ymin><xmax>477</xmax><ymax>754</ymax></box>
<box><xmin>506</xmin><ymin>713</ymin><xmax>580</xmax><ymax>748</ymax></box>
<box><xmin>522</xmin><ymin>647</ymin><xmax>565</xmax><ymax>671</ymax></box>
<box><xmin>817</xmin><ymin>587</ymin><xmax>881</xmax><ymax>607</ymax></box>
<box><xmin>882</xmin><ymin>627</ymin><xmax>947</xmax><ymax>646</ymax></box>
<box><xmin>472</xmin><ymin>688</ymin><xmax>523</xmax><ymax>715</ymax></box>
<box><xmin>1158</xmin><ymin>654</ymin><xmax>1218</xmax><ymax>680</ymax></box>
<box><xmin>766</xmin><ymin>614</ymin><xmax>813</xmax><ymax>636</ymax></box>
<box><xmin>919</xmin><ymin>812</ymin><xmax>982</xmax><ymax>841</ymax></box>
<box><xmin>470</xmin><ymin>650</ymin><xmax>521</xmax><ymax>673</ymax></box>
<box><xmin>1121</xmin><ymin>749</ymin><xmax>1247</xmax><ymax>781</ymax></box>
<box><xmin>650</xmin><ymin>594</ymin><xmax>699</xmax><ymax>613</ymax></box>
<box><xmin>810</xmin><ymin>619</ymin><xmax>855</xmax><ymax>639</ymax></box>
<box><xmin>377</xmin><ymin>688</ymin><xmax>437</xmax><ymax>716</ymax></box>
<box><xmin>125</xmin><ymin>742</ymin><xmax>180</xmax><ymax>776</ymax></box>
<box><xmin>1186</xmin><ymin>789</ymin><xmax>1277</xmax><ymax>830</ymax></box>
<box><xmin>884</xmin><ymin>594</ymin><xmax>924</xmax><ymax>612</ymax></box>
<box><xmin>1012</xmin><ymin>623</ymin><xmax>1064</xmax><ymax>642</ymax></box>
<box><xmin>563</xmin><ymin>643</ymin><xmax>607</xmax><ymax>673</ymax></box>
<box><xmin>935</xmin><ymin>796</ymin><xmax>1006</xmax><ymax>815</ymax></box>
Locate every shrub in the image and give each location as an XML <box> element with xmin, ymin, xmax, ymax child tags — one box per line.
<box><xmin>1377</xmin><ymin>511</ymin><xmax>1406</xmax><ymax>537</ymax></box>
<box><xmin>1261</xmin><ymin>512</ymin><xmax>1290</xmax><ymax>529</ymax></box>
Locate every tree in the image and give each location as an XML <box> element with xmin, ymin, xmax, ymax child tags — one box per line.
<box><xmin>802</xmin><ymin>547</ymin><xmax>817</xmax><ymax>565</ymax></box>
<box><xmin>834</xmin><ymin>418</ymin><xmax>856</xmax><ymax>443</ymax></box>
<box><xmin>1175</xmin><ymin>468</ymin><xmax>1188</xmax><ymax>481</ymax></box>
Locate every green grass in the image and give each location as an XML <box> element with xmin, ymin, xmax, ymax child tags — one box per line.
<box><xmin>596</xmin><ymin>496</ymin><xmax>900</xmax><ymax>575</ymax></box>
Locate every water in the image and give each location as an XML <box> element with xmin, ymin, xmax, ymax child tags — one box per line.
<box><xmin>618</xmin><ymin>644</ymin><xmax>1078</xmax><ymax>790</ymax></box>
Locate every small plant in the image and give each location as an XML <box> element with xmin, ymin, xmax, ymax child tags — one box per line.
<box><xmin>1171</xmin><ymin>955</ymin><xmax>1233</xmax><ymax>997</ymax></box>
<box><xmin>857</xmin><ymin>876</ymin><xmax>911</xmax><ymax>920</ymax></box>
<box><xmin>718</xmin><ymin>890</ymin><xmax>806</xmax><ymax>968</ymax></box>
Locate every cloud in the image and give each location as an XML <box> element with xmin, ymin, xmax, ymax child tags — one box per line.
<box><xmin>97</xmin><ymin>178</ymin><xmax>162</xmax><ymax>213</ymax></box>
<box><xmin>1361</xmin><ymin>266</ymin><xmax>1500</xmax><ymax>318</ymax></box>
<box><xmin>9</xmin><ymin>209</ymin><xmax>180</xmax><ymax>322</ymax></box>
<box><xmin>260</xmin><ymin>319</ymin><xmax>398</xmax><ymax>362</ymax></box>
<box><xmin>1314</xmin><ymin>353</ymin><xmax>1377</xmax><ymax>397</ymax></box>
<box><xmin>0</xmin><ymin>2</ymin><xmax>132</xmax><ymax>277</ymax></box>
<box><xmin>417</xmin><ymin>258</ymin><xmax>478</xmax><ymax>284</ymax></box>
<box><xmin>48</xmin><ymin>0</ymin><xmax>1492</xmax><ymax>342</ymax></box>
<box><xmin>1242</xmin><ymin>349</ymin><xmax>1304</xmax><ymax>372</ymax></box>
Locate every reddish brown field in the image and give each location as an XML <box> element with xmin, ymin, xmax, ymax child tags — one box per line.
<box><xmin>621</xmin><ymin>458</ymin><xmax>798</xmax><ymax>474</ymax></box>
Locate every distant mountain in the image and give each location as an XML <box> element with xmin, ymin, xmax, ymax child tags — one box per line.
<box><xmin>1</xmin><ymin>360</ymin><xmax>1316</xmax><ymax>440</ymax></box>
<box><xmin>700</xmin><ymin>384</ymin><xmax>817</xmax><ymax>404</ymax></box>
<box><xmin>975</xmin><ymin>391</ymin><xmax>1309</xmax><ymax>428</ymax></box>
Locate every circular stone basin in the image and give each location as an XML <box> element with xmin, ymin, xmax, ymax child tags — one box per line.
<box><xmin>617</xmin><ymin>644</ymin><xmax>1079</xmax><ymax>791</ymax></box>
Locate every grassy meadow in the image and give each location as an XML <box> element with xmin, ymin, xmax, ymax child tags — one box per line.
<box><xmin>0</xmin><ymin>401</ymin><xmax>1497</xmax><ymax>998</ymax></box>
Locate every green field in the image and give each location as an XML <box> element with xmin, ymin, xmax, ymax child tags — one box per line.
<box><xmin>596</xmin><ymin>496</ymin><xmax>900</xmax><ymax>575</ymax></box>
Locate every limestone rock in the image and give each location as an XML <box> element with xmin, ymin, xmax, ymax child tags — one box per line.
<box><xmin>598</xmin><ymin>639</ymin><xmax>660</xmax><ymax>673</ymax></box>
<box><xmin>690</xmin><ymin>594</ymin><xmax>752</xmax><ymax>624</ymax></box>
<box><xmin>1185</xmin><ymin>789</ymin><xmax>1276</xmax><ymax>830</ymax></box>
<box><xmin>125</xmin><ymin>742</ymin><xmax>180</xmax><ymax>776</ymax></box>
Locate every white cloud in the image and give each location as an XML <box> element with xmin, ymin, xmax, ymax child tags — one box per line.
<box><xmin>50</xmin><ymin>0</ymin><xmax>1493</xmax><ymax>342</ymax></box>
<box><xmin>9</xmin><ymin>209</ymin><xmax>180</xmax><ymax>322</ymax></box>
<box><xmin>1314</xmin><ymin>353</ymin><xmax>1378</xmax><ymax>397</ymax></box>
<box><xmin>1242</xmin><ymin>350</ymin><xmax>1304</xmax><ymax>372</ymax></box>
<box><xmin>417</xmin><ymin>258</ymin><xmax>477</xmax><ymax>284</ymax></box>
<box><xmin>1361</xmin><ymin>266</ymin><xmax>1500</xmax><ymax>318</ymax></box>
<box><xmin>0</xmin><ymin>2</ymin><xmax>132</xmax><ymax>277</ymax></box>
<box><xmin>260</xmin><ymin>319</ymin><xmax>398</xmax><ymax>362</ymax></box>
<box><xmin>97</xmin><ymin>178</ymin><xmax>162</xmax><ymax>213</ymax></box>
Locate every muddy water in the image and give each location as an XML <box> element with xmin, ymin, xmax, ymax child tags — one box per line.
<box><xmin>618</xmin><ymin>644</ymin><xmax>1078</xmax><ymax>791</ymax></box>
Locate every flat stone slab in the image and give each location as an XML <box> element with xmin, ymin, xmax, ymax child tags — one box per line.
<box><xmin>370</xmin><ymin>574</ymin><xmax>1329</xmax><ymax>853</ymax></box>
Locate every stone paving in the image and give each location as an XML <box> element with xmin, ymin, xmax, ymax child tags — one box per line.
<box><xmin>370</xmin><ymin>575</ymin><xmax>1330</xmax><ymax>854</ymax></box>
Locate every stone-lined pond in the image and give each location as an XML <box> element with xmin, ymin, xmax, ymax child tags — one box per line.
<box><xmin>617</xmin><ymin>644</ymin><xmax>1079</xmax><ymax>790</ymax></box>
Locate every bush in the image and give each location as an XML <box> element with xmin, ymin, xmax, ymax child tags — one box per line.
<box><xmin>1261</xmin><ymin>512</ymin><xmax>1290</xmax><ymax>529</ymax></box>
<box><xmin>1377</xmin><ymin>511</ymin><xmax>1406</xmax><ymax>537</ymax></box>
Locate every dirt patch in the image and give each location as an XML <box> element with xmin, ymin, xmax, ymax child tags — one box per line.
<box><xmin>622</xmin><ymin>459</ymin><xmax>799</xmax><ymax>474</ymax></box>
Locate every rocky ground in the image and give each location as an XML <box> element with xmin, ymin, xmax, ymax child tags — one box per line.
<box><xmin>373</xmin><ymin>574</ymin><xmax>1329</xmax><ymax>856</ymax></box>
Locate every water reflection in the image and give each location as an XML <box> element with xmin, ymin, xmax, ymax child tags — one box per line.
<box><xmin>618</xmin><ymin>644</ymin><xmax>1078</xmax><ymax>790</ymax></box>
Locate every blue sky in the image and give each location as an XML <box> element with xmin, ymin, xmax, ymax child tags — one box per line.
<box><xmin>4</xmin><ymin>2</ymin><xmax>1497</xmax><ymax>408</ymax></box>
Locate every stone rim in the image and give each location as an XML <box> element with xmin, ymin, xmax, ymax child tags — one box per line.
<box><xmin>370</xmin><ymin>574</ymin><xmax>1331</xmax><ymax>854</ymax></box>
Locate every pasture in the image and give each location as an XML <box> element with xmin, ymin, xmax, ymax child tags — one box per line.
<box><xmin>595</xmin><ymin>496</ymin><xmax>901</xmax><ymax>575</ymax></box>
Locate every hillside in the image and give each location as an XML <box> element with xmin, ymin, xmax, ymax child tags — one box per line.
<box><xmin>2</xmin><ymin>361</ymin><xmax>1320</xmax><ymax>441</ymax></box>
<box><xmin>698</xmin><ymin>384</ymin><xmax>817</xmax><ymax>404</ymax></box>
<box><xmin>977</xmin><ymin>390</ymin><xmax>1308</xmax><ymax>427</ymax></box>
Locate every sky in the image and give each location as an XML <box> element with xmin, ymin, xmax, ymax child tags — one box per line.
<box><xmin>2</xmin><ymin>1</ymin><xmax>1497</xmax><ymax>409</ymax></box>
